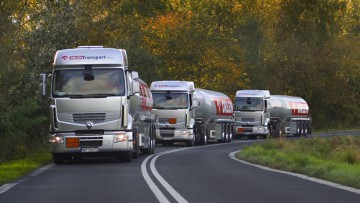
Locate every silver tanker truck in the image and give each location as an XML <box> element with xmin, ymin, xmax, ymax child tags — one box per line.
<box><xmin>269</xmin><ymin>95</ymin><xmax>311</xmax><ymax>137</ymax></box>
<box><xmin>150</xmin><ymin>81</ymin><xmax>234</xmax><ymax>146</ymax></box>
<box><xmin>40</xmin><ymin>46</ymin><xmax>156</xmax><ymax>163</ymax></box>
<box><xmin>233</xmin><ymin>90</ymin><xmax>311</xmax><ymax>138</ymax></box>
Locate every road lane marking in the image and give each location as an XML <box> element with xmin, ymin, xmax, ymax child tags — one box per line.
<box><xmin>229</xmin><ymin>150</ymin><xmax>360</xmax><ymax>195</ymax></box>
<box><xmin>142</xmin><ymin>148</ymin><xmax>190</xmax><ymax>203</ymax></box>
<box><xmin>0</xmin><ymin>164</ymin><xmax>54</xmax><ymax>195</ymax></box>
<box><xmin>141</xmin><ymin>140</ymin><xmax>252</xmax><ymax>202</ymax></box>
<box><xmin>150</xmin><ymin>151</ymin><xmax>189</xmax><ymax>203</ymax></box>
<box><xmin>141</xmin><ymin>155</ymin><xmax>170</xmax><ymax>203</ymax></box>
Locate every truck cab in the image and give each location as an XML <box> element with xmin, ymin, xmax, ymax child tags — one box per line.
<box><xmin>150</xmin><ymin>81</ymin><xmax>197</xmax><ymax>146</ymax></box>
<box><xmin>233</xmin><ymin>90</ymin><xmax>270</xmax><ymax>139</ymax></box>
<box><xmin>40</xmin><ymin>46</ymin><xmax>156</xmax><ymax>163</ymax></box>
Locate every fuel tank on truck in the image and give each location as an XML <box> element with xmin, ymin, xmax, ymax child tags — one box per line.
<box><xmin>194</xmin><ymin>89</ymin><xmax>234</xmax><ymax>123</ymax></box>
<box><xmin>269</xmin><ymin>95</ymin><xmax>310</xmax><ymax>121</ymax></box>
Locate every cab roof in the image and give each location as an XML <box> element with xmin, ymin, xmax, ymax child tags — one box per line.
<box><xmin>53</xmin><ymin>46</ymin><xmax>128</xmax><ymax>67</ymax></box>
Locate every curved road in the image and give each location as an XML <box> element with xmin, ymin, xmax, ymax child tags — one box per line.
<box><xmin>1</xmin><ymin>139</ymin><xmax>360</xmax><ymax>203</ymax></box>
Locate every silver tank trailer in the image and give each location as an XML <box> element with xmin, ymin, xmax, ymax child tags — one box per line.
<box><xmin>194</xmin><ymin>89</ymin><xmax>234</xmax><ymax>143</ymax></box>
<box><xmin>269</xmin><ymin>95</ymin><xmax>311</xmax><ymax>136</ymax></box>
<box><xmin>129</xmin><ymin>78</ymin><xmax>155</xmax><ymax>121</ymax></box>
<box><xmin>128</xmin><ymin>78</ymin><xmax>157</xmax><ymax>154</ymax></box>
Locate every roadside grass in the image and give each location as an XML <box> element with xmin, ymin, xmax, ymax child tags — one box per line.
<box><xmin>0</xmin><ymin>151</ymin><xmax>52</xmax><ymax>185</ymax></box>
<box><xmin>236</xmin><ymin>135</ymin><xmax>360</xmax><ymax>189</ymax></box>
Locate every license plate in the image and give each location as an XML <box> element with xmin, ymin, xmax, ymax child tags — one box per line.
<box><xmin>81</xmin><ymin>148</ymin><xmax>99</xmax><ymax>153</ymax></box>
<box><xmin>162</xmin><ymin>137</ymin><xmax>172</xmax><ymax>140</ymax></box>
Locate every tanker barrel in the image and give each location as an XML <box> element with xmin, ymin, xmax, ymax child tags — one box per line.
<box><xmin>270</xmin><ymin>95</ymin><xmax>310</xmax><ymax>121</ymax></box>
<box><xmin>194</xmin><ymin>88</ymin><xmax>234</xmax><ymax>124</ymax></box>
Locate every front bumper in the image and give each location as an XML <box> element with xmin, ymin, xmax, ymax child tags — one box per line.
<box><xmin>49</xmin><ymin>131</ymin><xmax>133</xmax><ymax>154</ymax></box>
<box><xmin>233</xmin><ymin>125</ymin><xmax>269</xmax><ymax>136</ymax></box>
<box><xmin>155</xmin><ymin>128</ymin><xmax>194</xmax><ymax>142</ymax></box>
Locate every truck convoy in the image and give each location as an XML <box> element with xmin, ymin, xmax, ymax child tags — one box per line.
<box><xmin>150</xmin><ymin>81</ymin><xmax>234</xmax><ymax>146</ymax></box>
<box><xmin>233</xmin><ymin>90</ymin><xmax>311</xmax><ymax>139</ymax></box>
<box><xmin>40</xmin><ymin>46</ymin><xmax>157</xmax><ymax>163</ymax></box>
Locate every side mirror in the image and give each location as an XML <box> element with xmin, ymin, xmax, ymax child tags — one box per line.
<box><xmin>132</xmin><ymin>80</ymin><xmax>140</xmax><ymax>94</ymax></box>
<box><xmin>264</xmin><ymin>100</ymin><xmax>268</xmax><ymax>112</ymax></box>
<box><xmin>192</xmin><ymin>99</ymin><xmax>198</xmax><ymax>108</ymax></box>
<box><xmin>131</xmin><ymin>71</ymin><xmax>139</xmax><ymax>80</ymax></box>
<box><xmin>39</xmin><ymin>74</ymin><xmax>47</xmax><ymax>96</ymax></box>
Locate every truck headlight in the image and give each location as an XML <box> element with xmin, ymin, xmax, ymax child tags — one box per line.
<box><xmin>50</xmin><ymin>135</ymin><xmax>64</xmax><ymax>144</ymax></box>
<box><xmin>180</xmin><ymin>130</ymin><xmax>188</xmax><ymax>136</ymax></box>
<box><xmin>114</xmin><ymin>132</ymin><xmax>128</xmax><ymax>143</ymax></box>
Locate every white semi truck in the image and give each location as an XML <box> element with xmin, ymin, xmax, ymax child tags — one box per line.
<box><xmin>233</xmin><ymin>90</ymin><xmax>311</xmax><ymax>138</ymax></box>
<box><xmin>40</xmin><ymin>46</ymin><xmax>157</xmax><ymax>163</ymax></box>
<box><xmin>150</xmin><ymin>81</ymin><xmax>234</xmax><ymax>146</ymax></box>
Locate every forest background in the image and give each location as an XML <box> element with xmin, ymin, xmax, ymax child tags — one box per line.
<box><xmin>0</xmin><ymin>0</ymin><xmax>359</xmax><ymax>160</ymax></box>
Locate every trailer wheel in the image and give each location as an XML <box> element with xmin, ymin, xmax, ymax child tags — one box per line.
<box><xmin>295</xmin><ymin>122</ymin><xmax>301</xmax><ymax>136</ymax></box>
<box><xmin>222</xmin><ymin>124</ymin><xmax>227</xmax><ymax>142</ymax></box>
<box><xmin>276</xmin><ymin>123</ymin><xmax>283</xmax><ymax>137</ymax></box>
<box><xmin>227</xmin><ymin>124</ymin><xmax>232</xmax><ymax>142</ymax></box>
<box><xmin>303</xmin><ymin>122</ymin><xmax>308</xmax><ymax>136</ymax></box>
<box><xmin>150</xmin><ymin>123</ymin><xmax>156</xmax><ymax>154</ymax></box>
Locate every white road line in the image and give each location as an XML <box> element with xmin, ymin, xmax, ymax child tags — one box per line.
<box><xmin>141</xmin><ymin>154</ymin><xmax>170</xmax><ymax>203</ymax></box>
<box><xmin>229</xmin><ymin>150</ymin><xmax>360</xmax><ymax>195</ymax></box>
<box><xmin>150</xmin><ymin>151</ymin><xmax>189</xmax><ymax>203</ymax></box>
<box><xmin>29</xmin><ymin>164</ymin><xmax>54</xmax><ymax>176</ymax></box>
<box><xmin>141</xmin><ymin>140</ymin><xmax>251</xmax><ymax>203</ymax></box>
<box><xmin>0</xmin><ymin>180</ymin><xmax>27</xmax><ymax>195</ymax></box>
<box><xmin>0</xmin><ymin>164</ymin><xmax>54</xmax><ymax>195</ymax></box>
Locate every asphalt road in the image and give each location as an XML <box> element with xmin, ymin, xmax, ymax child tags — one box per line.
<box><xmin>1</xmin><ymin>138</ymin><xmax>360</xmax><ymax>203</ymax></box>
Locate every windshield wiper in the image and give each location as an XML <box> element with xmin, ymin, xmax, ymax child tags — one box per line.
<box><xmin>78</xmin><ymin>94</ymin><xmax>120</xmax><ymax>98</ymax></box>
<box><xmin>68</xmin><ymin>95</ymin><xmax>84</xmax><ymax>98</ymax></box>
<box><xmin>65</xmin><ymin>94</ymin><xmax>117</xmax><ymax>98</ymax></box>
<box><xmin>153</xmin><ymin>106</ymin><xmax>166</xmax><ymax>109</ymax></box>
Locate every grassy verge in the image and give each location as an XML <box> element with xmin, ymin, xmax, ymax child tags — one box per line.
<box><xmin>236</xmin><ymin>135</ymin><xmax>360</xmax><ymax>189</ymax></box>
<box><xmin>0</xmin><ymin>151</ymin><xmax>52</xmax><ymax>185</ymax></box>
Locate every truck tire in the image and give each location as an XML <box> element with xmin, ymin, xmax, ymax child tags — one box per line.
<box><xmin>149</xmin><ymin>124</ymin><xmax>155</xmax><ymax>154</ymax></box>
<box><xmin>123</xmin><ymin>151</ymin><xmax>133</xmax><ymax>162</ymax></box>
<box><xmin>222</xmin><ymin>124</ymin><xmax>227</xmax><ymax>142</ymax></box>
<box><xmin>132</xmin><ymin>128</ymin><xmax>139</xmax><ymax>159</ymax></box>
<box><xmin>141</xmin><ymin>124</ymin><xmax>155</xmax><ymax>154</ymax></box>
<box><xmin>199</xmin><ymin>126</ymin><xmax>208</xmax><ymax>145</ymax></box>
<box><xmin>226</xmin><ymin>124</ymin><xmax>232</xmax><ymax>142</ymax></box>
<box><xmin>302</xmin><ymin>122</ymin><xmax>308</xmax><ymax>136</ymax></box>
<box><xmin>53</xmin><ymin>154</ymin><xmax>65</xmax><ymax>164</ymax></box>
<box><xmin>187</xmin><ymin>134</ymin><xmax>195</xmax><ymax>146</ymax></box>
<box><xmin>276</xmin><ymin>123</ymin><xmax>283</xmax><ymax>137</ymax></box>
<box><xmin>262</xmin><ymin>132</ymin><xmax>269</xmax><ymax>139</ymax></box>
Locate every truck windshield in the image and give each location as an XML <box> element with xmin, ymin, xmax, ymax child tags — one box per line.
<box><xmin>152</xmin><ymin>93</ymin><xmax>188</xmax><ymax>109</ymax></box>
<box><xmin>52</xmin><ymin>68</ymin><xmax>125</xmax><ymax>97</ymax></box>
<box><xmin>234</xmin><ymin>98</ymin><xmax>263</xmax><ymax>111</ymax></box>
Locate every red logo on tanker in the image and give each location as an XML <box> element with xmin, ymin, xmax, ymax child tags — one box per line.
<box><xmin>139</xmin><ymin>81</ymin><xmax>152</xmax><ymax>111</ymax></box>
<box><xmin>214</xmin><ymin>98</ymin><xmax>233</xmax><ymax>116</ymax></box>
<box><xmin>289</xmin><ymin>102</ymin><xmax>309</xmax><ymax>116</ymax></box>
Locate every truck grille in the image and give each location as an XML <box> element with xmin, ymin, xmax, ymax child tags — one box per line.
<box><xmin>73</xmin><ymin>113</ymin><xmax>106</xmax><ymax>123</ymax></box>
<box><xmin>243</xmin><ymin>127</ymin><xmax>253</xmax><ymax>132</ymax></box>
<box><xmin>160</xmin><ymin>127</ymin><xmax>175</xmax><ymax>138</ymax></box>
<box><xmin>79</xmin><ymin>136</ymin><xmax>103</xmax><ymax>147</ymax></box>
<box><xmin>241</xmin><ymin>118</ymin><xmax>255</xmax><ymax>122</ymax></box>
